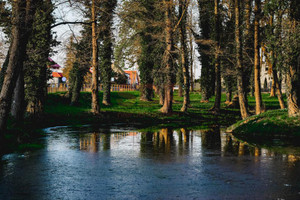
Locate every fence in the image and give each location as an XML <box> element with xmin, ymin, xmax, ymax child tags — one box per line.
<box><xmin>47</xmin><ymin>83</ymin><xmax>138</xmax><ymax>93</ymax></box>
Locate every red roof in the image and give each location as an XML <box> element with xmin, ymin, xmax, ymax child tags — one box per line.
<box><xmin>124</xmin><ymin>71</ymin><xmax>139</xmax><ymax>85</ymax></box>
<box><xmin>52</xmin><ymin>72</ymin><xmax>63</xmax><ymax>78</ymax></box>
<box><xmin>48</xmin><ymin>57</ymin><xmax>61</xmax><ymax>69</ymax></box>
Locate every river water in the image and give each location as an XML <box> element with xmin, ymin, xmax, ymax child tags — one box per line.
<box><xmin>1</xmin><ymin>125</ymin><xmax>300</xmax><ymax>200</ymax></box>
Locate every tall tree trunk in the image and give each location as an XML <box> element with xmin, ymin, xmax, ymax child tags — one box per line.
<box><xmin>91</xmin><ymin>0</ymin><xmax>100</xmax><ymax>114</ymax></box>
<box><xmin>287</xmin><ymin>3</ymin><xmax>300</xmax><ymax>117</ymax></box>
<box><xmin>71</xmin><ymin>63</ymin><xmax>84</xmax><ymax>106</ymax></box>
<box><xmin>243</xmin><ymin>0</ymin><xmax>252</xmax><ymax>100</ymax></box>
<box><xmin>197</xmin><ymin>0</ymin><xmax>215</xmax><ymax>102</ymax></box>
<box><xmin>0</xmin><ymin>47</ymin><xmax>10</xmax><ymax>92</ymax></box>
<box><xmin>235</xmin><ymin>0</ymin><xmax>250</xmax><ymax>119</ymax></box>
<box><xmin>211</xmin><ymin>0</ymin><xmax>221</xmax><ymax>113</ymax></box>
<box><xmin>254</xmin><ymin>0</ymin><xmax>263</xmax><ymax>115</ymax></box>
<box><xmin>11</xmin><ymin>71</ymin><xmax>24</xmax><ymax>122</ymax></box>
<box><xmin>287</xmin><ymin>60</ymin><xmax>300</xmax><ymax>117</ymax></box>
<box><xmin>160</xmin><ymin>0</ymin><xmax>175</xmax><ymax>114</ymax></box>
<box><xmin>226</xmin><ymin>89</ymin><xmax>232</xmax><ymax>103</ymax></box>
<box><xmin>273</xmin><ymin>69</ymin><xmax>285</xmax><ymax>109</ymax></box>
<box><xmin>0</xmin><ymin>0</ymin><xmax>34</xmax><ymax>133</ymax></box>
<box><xmin>180</xmin><ymin>0</ymin><xmax>190</xmax><ymax>112</ymax></box>
<box><xmin>159</xmin><ymin>87</ymin><xmax>165</xmax><ymax>105</ymax></box>
<box><xmin>270</xmin><ymin>79</ymin><xmax>276</xmax><ymax>97</ymax></box>
<box><xmin>99</xmin><ymin>0</ymin><xmax>116</xmax><ymax>106</ymax></box>
<box><xmin>189</xmin><ymin>9</ymin><xmax>194</xmax><ymax>93</ymax></box>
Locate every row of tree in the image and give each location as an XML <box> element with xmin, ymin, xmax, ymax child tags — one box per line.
<box><xmin>0</xmin><ymin>0</ymin><xmax>299</xmax><ymax>136</ymax></box>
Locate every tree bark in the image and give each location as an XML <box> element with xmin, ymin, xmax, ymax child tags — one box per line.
<box><xmin>254</xmin><ymin>0</ymin><xmax>264</xmax><ymax>115</ymax></box>
<box><xmin>226</xmin><ymin>90</ymin><xmax>232</xmax><ymax>103</ymax></box>
<box><xmin>180</xmin><ymin>0</ymin><xmax>190</xmax><ymax>112</ymax></box>
<box><xmin>211</xmin><ymin>0</ymin><xmax>221</xmax><ymax>113</ymax></box>
<box><xmin>91</xmin><ymin>0</ymin><xmax>100</xmax><ymax>114</ymax></box>
<box><xmin>287</xmin><ymin>61</ymin><xmax>300</xmax><ymax>117</ymax></box>
<box><xmin>160</xmin><ymin>0</ymin><xmax>175</xmax><ymax>114</ymax></box>
<box><xmin>235</xmin><ymin>0</ymin><xmax>250</xmax><ymax>119</ymax></box>
<box><xmin>11</xmin><ymin>71</ymin><xmax>24</xmax><ymax>122</ymax></box>
<box><xmin>0</xmin><ymin>47</ymin><xmax>10</xmax><ymax>93</ymax></box>
<box><xmin>273</xmin><ymin>69</ymin><xmax>285</xmax><ymax>109</ymax></box>
<box><xmin>270</xmin><ymin>78</ymin><xmax>276</xmax><ymax>97</ymax></box>
<box><xmin>0</xmin><ymin>0</ymin><xmax>31</xmax><ymax>133</ymax></box>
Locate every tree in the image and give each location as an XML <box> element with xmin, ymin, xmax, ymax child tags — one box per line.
<box><xmin>264</xmin><ymin>0</ymin><xmax>287</xmax><ymax>109</ymax></box>
<box><xmin>254</xmin><ymin>0</ymin><xmax>264</xmax><ymax>115</ymax></box>
<box><xmin>196</xmin><ymin>0</ymin><xmax>215</xmax><ymax>102</ymax></box>
<box><xmin>0</xmin><ymin>0</ymin><xmax>37</xmax><ymax>133</ymax></box>
<box><xmin>234</xmin><ymin>0</ymin><xmax>250</xmax><ymax>119</ymax></box>
<box><xmin>99</xmin><ymin>0</ymin><xmax>117</xmax><ymax>105</ymax></box>
<box><xmin>91</xmin><ymin>0</ymin><xmax>100</xmax><ymax>114</ymax></box>
<box><xmin>285</xmin><ymin>1</ymin><xmax>300</xmax><ymax>117</ymax></box>
<box><xmin>160</xmin><ymin>0</ymin><xmax>176</xmax><ymax>114</ymax></box>
<box><xmin>211</xmin><ymin>0</ymin><xmax>221</xmax><ymax>113</ymax></box>
<box><xmin>179</xmin><ymin>0</ymin><xmax>190</xmax><ymax>112</ymax></box>
<box><xmin>24</xmin><ymin>0</ymin><xmax>55</xmax><ymax>116</ymax></box>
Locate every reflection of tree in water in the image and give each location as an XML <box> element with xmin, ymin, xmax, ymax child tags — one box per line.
<box><xmin>80</xmin><ymin>133</ymin><xmax>99</xmax><ymax>153</ymax></box>
<box><xmin>140</xmin><ymin>128</ymin><xmax>193</xmax><ymax>161</ymax></box>
<box><xmin>77</xmin><ymin>128</ymin><xmax>300</xmax><ymax>166</ymax></box>
<box><xmin>201</xmin><ymin>126</ymin><xmax>221</xmax><ymax>151</ymax></box>
<box><xmin>79</xmin><ymin>131</ymin><xmax>113</xmax><ymax>152</ymax></box>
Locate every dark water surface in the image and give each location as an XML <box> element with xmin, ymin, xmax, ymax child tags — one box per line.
<box><xmin>1</xmin><ymin>125</ymin><xmax>300</xmax><ymax>200</ymax></box>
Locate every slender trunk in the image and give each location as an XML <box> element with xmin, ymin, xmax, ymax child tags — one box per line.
<box><xmin>91</xmin><ymin>0</ymin><xmax>100</xmax><ymax>114</ymax></box>
<box><xmin>0</xmin><ymin>47</ymin><xmax>10</xmax><ymax>92</ymax></box>
<box><xmin>178</xmin><ymin>84</ymin><xmax>183</xmax><ymax>97</ymax></box>
<box><xmin>273</xmin><ymin>69</ymin><xmax>285</xmax><ymax>109</ymax></box>
<box><xmin>71</xmin><ymin>65</ymin><xmax>84</xmax><ymax>106</ymax></box>
<box><xmin>243</xmin><ymin>0</ymin><xmax>252</xmax><ymax>101</ymax></box>
<box><xmin>235</xmin><ymin>0</ymin><xmax>250</xmax><ymax>119</ymax></box>
<box><xmin>180</xmin><ymin>0</ymin><xmax>190</xmax><ymax>112</ymax></box>
<box><xmin>11</xmin><ymin>71</ymin><xmax>24</xmax><ymax>122</ymax></box>
<box><xmin>226</xmin><ymin>90</ymin><xmax>232</xmax><ymax>103</ymax></box>
<box><xmin>268</xmin><ymin>15</ymin><xmax>277</xmax><ymax>97</ymax></box>
<box><xmin>0</xmin><ymin>0</ymin><xmax>32</xmax><ymax>133</ymax></box>
<box><xmin>189</xmin><ymin>10</ymin><xmax>194</xmax><ymax>92</ymax></box>
<box><xmin>211</xmin><ymin>0</ymin><xmax>221</xmax><ymax>113</ymax></box>
<box><xmin>159</xmin><ymin>87</ymin><xmax>165</xmax><ymax>105</ymax></box>
<box><xmin>270</xmin><ymin>78</ymin><xmax>276</xmax><ymax>96</ymax></box>
<box><xmin>161</xmin><ymin>0</ymin><xmax>175</xmax><ymax>114</ymax></box>
<box><xmin>102</xmin><ymin>80</ymin><xmax>111</xmax><ymax>105</ymax></box>
<box><xmin>254</xmin><ymin>0</ymin><xmax>263</xmax><ymax>115</ymax></box>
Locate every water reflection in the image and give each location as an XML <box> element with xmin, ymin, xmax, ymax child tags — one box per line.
<box><xmin>76</xmin><ymin>127</ymin><xmax>300</xmax><ymax>165</ymax></box>
<box><xmin>1</xmin><ymin>126</ymin><xmax>300</xmax><ymax>199</ymax></box>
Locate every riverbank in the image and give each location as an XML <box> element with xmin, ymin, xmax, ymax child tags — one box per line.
<box><xmin>2</xmin><ymin>91</ymin><xmax>291</xmax><ymax>153</ymax></box>
<box><xmin>228</xmin><ymin>109</ymin><xmax>300</xmax><ymax>146</ymax></box>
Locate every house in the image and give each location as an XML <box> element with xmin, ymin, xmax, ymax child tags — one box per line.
<box><xmin>47</xmin><ymin>57</ymin><xmax>64</xmax><ymax>87</ymax></box>
<box><xmin>260</xmin><ymin>59</ymin><xmax>287</xmax><ymax>93</ymax></box>
<box><xmin>124</xmin><ymin>70</ymin><xmax>139</xmax><ymax>85</ymax></box>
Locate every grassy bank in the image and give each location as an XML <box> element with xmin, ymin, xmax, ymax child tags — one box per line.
<box><xmin>228</xmin><ymin>109</ymin><xmax>300</xmax><ymax>146</ymax></box>
<box><xmin>2</xmin><ymin>91</ymin><xmax>294</xmax><ymax>153</ymax></box>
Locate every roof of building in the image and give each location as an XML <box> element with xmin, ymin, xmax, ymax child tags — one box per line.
<box><xmin>48</xmin><ymin>57</ymin><xmax>61</xmax><ymax>69</ymax></box>
<box><xmin>124</xmin><ymin>70</ymin><xmax>139</xmax><ymax>84</ymax></box>
<box><xmin>52</xmin><ymin>72</ymin><xmax>63</xmax><ymax>78</ymax></box>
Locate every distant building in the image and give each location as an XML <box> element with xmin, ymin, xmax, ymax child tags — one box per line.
<box><xmin>47</xmin><ymin>57</ymin><xmax>64</xmax><ymax>86</ymax></box>
<box><xmin>260</xmin><ymin>59</ymin><xmax>287</xmax><ymax>93</ymax></box>
<box><xmin>124</xmin><ymin>70</ymin><xmax>139</xmax><ymax>85</ymax></box>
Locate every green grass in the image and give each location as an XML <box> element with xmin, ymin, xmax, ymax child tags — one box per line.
<box><xmin>229</xmin><ymin>108</ymin><xmax>300</xmax><ymax>145</ymax></box>
<box><xmin>43</xmin><ymin>91</ymin><xmax>242</xmax><ymax>128</ymax></box>
<box><xmin>2</xmin><ymin>90</ymin><xmax>298</xmax><ymax>154</ymax></box>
